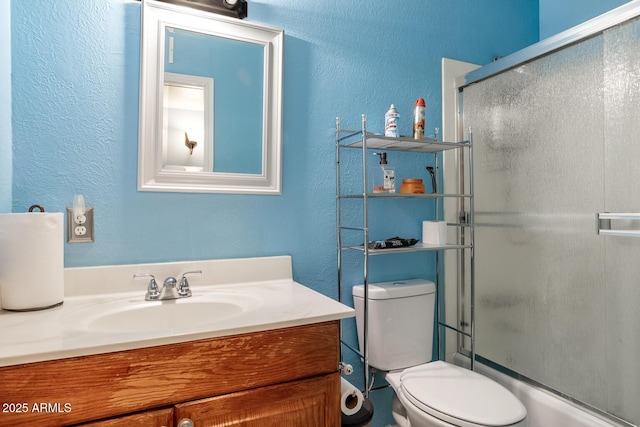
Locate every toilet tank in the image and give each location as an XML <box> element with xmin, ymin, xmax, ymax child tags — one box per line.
<box><xmin>353</xmin><ymin>279</ymin><xmax>436</xmax><ymax>371</ymax></box>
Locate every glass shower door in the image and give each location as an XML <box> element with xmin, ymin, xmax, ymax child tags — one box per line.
<box><xmin>601</xmin><ymin>16</ymin><xmax>640</xmax><ymax>423</ymax></box>
<box><xmin>464</xmin><ymin>30</ymin><xmax>609</xmax><ymax>406</ymax></box>
<box><xmin>461</xmin><ymin>14</ymin><xmax>640</xmax><ymax>424</ymax></box>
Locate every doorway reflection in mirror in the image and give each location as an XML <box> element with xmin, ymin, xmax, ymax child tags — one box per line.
<box><xmin>162</xmin><ymin>73</ymin><xmax>213</xmax><ymax>173</ymax></box>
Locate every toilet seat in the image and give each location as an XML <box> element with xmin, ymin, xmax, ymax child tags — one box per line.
<box><xmin>392</xmin><ymin>361</ymin><xmax>527</xmax><ymax>427</ymax></box>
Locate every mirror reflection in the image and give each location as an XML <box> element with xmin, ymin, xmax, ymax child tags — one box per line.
<box><xmin>163</xmin><ymin>27</ymin><xmax>263</xmax><ymax>174</ymax></box>
<box><xmin>138</xmin><ymin>0</ymin><xmax>284</xmax><ymax>194</ymax></box>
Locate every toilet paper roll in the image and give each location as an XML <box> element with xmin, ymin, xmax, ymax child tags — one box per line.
<box><xmin>422</xmin><ymin>221</ymin><xmax>448</xmax><ymax>245</ymax></box>
<box><xmin>0</xmin><ymin>213</ymin><xmax>64</xmax><ymax>311</ymax></box>
<box><xmin>340</xmin><ymin>377</ymin><xmax>364</xmax><ymax>416</ymax></box>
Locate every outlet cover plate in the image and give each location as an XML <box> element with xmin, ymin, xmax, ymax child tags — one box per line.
<box><xmin>67</xmin><ymin>207</ymin><xmax>94</xmax><ymax>243</ymax></box>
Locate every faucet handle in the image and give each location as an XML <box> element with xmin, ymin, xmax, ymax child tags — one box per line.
<box><xmin>178</xmin><ymin>270</ymin><xmax>202</xmax><ymax>297</ymax></box>
<box><xmin>133</xmin><ymin>273</ymin><xmax>160</xmax><ymax>300</ymax></box>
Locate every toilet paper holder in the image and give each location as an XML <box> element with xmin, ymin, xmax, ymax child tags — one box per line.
<box><xmin>340</xmin><ymin>362</ymin><xmax>353</xmax><ymax>375</ymax></box>
<box><xmin>28</xmin><ymin>204</ymin><xmax>46</xmax><ymax>212</ymax></box>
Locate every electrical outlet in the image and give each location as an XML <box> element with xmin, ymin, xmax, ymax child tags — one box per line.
<box><xmin>67</xmin><ymin>207</ymin><xmax>94</xmax><ymax>243</ymax></box>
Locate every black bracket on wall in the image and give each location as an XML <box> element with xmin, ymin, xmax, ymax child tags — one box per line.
<box><xmin>141</xmin><ymin>0</ymin><xmax>248</xmax><ymax>19</ymax></box>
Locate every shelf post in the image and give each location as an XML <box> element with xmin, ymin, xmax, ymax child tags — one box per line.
<box><xmin>335</xmin><ymin>116</ymin><xmax>343</xmax><ymax>365</ymax></box>
<box><xmin>361</xmin><ymin>114</ymin><xmax>371</xmax><ymax>398</ymax></box>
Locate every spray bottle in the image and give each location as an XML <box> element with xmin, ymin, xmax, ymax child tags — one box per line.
<box><xmin>413</xmin><ymin>98</ymin><xmax>426</xmax><ymax>139</ymax></box>
<box><xmin>384</xmin><ymin>104</ymin><xmax>400</xmax><ymax>137</ymax></box>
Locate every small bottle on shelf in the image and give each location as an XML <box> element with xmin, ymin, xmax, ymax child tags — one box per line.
<box><xmin>413</xmin><ymin>98</ymin><xmax>426</xmax><ymax>139</ymax></box>
<box><xmin>372</xmin><ymin>152</ymin><xmax>396</xmax><ymax>193</ymax></box>
<box><xmin>384</xmin><ymin>104</ymin><xmax>400</xmax><ymax>137</ymax></box>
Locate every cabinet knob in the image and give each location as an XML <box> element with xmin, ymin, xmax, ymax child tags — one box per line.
<box><xmin>177</xmin><ymin>418</ymin><xmax>195</xmax><ymax>427</ymax></box>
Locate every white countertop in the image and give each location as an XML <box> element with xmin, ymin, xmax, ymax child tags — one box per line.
<box><xmin>0</xmin><ymin>256</ymin><xmax>354</xmax><ymax>367</ymax></box>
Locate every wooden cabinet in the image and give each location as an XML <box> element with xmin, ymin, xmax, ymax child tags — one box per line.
<box><xmin>0</xmin><ymin>321</ymin><xmax>340</xmax><ymax>427</ymax></box>
<box><xmin>175</xmin><ymin>374</ymin><xmax>339</xmax><ymax>427</ymax></box>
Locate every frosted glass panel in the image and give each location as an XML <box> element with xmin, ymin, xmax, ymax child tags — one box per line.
<box><xmin>463</xmin><ymin>37</ymin><xmax>609</xmax><ymax>411</ymax></box>
<box><xmin>463</xmin><ymin>15</ymin><xmax>640</xmax><ymax>425</ymax></box>
<box><xmin>603</xmin><ymin>17</ymin><xmax>640</xmax><ymax>423</ymax></box>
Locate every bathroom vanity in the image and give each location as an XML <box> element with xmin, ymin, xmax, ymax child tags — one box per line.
<box><xmin>0</xmin><ymin>256</ymin><xmax>353</xmax><ymax>426</ymax></box>
<box><xmin>1</xmin><ymin>322</ymin><xmax>340</xmax><ymax>426</ymax></box>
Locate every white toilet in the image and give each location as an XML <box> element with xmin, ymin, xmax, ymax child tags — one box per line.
<box><xmin>353</xmin><ymin>279</ymin><xmax>527</xmax><ymax>427</ymax></box>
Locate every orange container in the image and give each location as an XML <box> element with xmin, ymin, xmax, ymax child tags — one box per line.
<box><xmin>400</xmin><ymin>178</ymin><xmax>425</xmax><ymax>194</ymax></box>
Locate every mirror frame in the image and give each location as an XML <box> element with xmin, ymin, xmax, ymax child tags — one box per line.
<box><xmin>138</xmin><ymin>0</ymin><xmax>284</xmax><ymax>194</ymax></box>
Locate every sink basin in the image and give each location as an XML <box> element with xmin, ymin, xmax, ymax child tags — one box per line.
<box><xmin>66</xmin><ymin>291</ymin><xmax>263</xmax><ymax>334</ymax></box>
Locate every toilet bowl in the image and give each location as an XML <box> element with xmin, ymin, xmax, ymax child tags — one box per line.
<box><xmin>352</xmin><ymin>279</ymin><xmax>527</xmax><ymax>427</ymax></box>
<box><xmin>386</xmin><ymin>361</ymin><xmax>527</xmax><ymax>427</ymax></box>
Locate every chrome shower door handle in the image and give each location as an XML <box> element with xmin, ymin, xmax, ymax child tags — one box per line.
<box><xmin>597</xmin><ymin>212</ymin><xmax>640</xmax><ymax>237</ymax></box>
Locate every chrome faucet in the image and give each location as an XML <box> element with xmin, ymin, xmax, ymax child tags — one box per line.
<box><xmin>159</xmin><ymin>276</ymin><xmax>180</xmax><ymax>300</ymax></box>
<box><xmin>134</xmin><ymin>270</ymin><xmax>202</xmax><ymax>301</ymax></box>
<box><xmin>133</xmin><ymin>273</ymin><xmax>161</xmax><ymax>300</ymax></box>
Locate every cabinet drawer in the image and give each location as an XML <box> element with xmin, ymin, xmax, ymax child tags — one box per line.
<box><xmin>175</xmin><ymin>373</ymin><xmax>341</xmax><ymax>427</ymax></box>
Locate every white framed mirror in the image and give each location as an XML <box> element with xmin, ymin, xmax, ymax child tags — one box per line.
<box><xmin>138</xmin><ymin>0</ymin><xmax>284</xmax><ymax>194</ymax></box>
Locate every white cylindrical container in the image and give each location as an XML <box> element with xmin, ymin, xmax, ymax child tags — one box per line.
<box><xmin>0</xmin><ymin>212</ymin><xmax>64</xmax><ymax>311</ymax></box>
<box><xmin>384</xmin><ymin>104</ymin><xmax>400</xmax><ymax>137</ymax></box>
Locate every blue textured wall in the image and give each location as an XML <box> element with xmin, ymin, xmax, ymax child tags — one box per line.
<box><xmin>540</xmin><ymin>0</ymin><xmax>632</xmax><ymax>39</ymax></box>
<box><xmin>11</xmin><ymin>1</ymin><xmax>537</xmax><ymax>425</ymax></box>
<box><xmin>0</xmin><ymin>0</ymin><xmax>10</xmax><ymax>213</ymax></box>
<box><xmin>9</xmin><ymin>1</ymin><xmax>639</xmax><ymax>424</ymax></box>
<box><xmin>11</xmin><ymin>0</ymin><xmax>539</xmax><ymax>272</ymax></box>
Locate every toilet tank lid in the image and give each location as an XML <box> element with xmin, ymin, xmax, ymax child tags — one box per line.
<box><xmin>352</xmin><ymin>279</ymin><xmax>435</xmax><ymax>300</ymax></box>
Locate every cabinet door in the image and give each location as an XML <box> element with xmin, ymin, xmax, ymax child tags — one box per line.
<box><xmin>78</xmin><ymin>407</ymin><xmax>173</xmax><ymax>427</ymax></box>
<box><xmin>174</xmin><ymin>373</ymin><xmax>340</xmax><ymax>427</ymax></box>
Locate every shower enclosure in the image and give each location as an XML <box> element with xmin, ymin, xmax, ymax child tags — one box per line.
<box><xmin>449</xmin><ymin>3</ymin><xmax>640</xmax><ymax>426</ymax></box>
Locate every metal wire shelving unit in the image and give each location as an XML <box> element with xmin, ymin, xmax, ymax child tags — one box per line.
<box><xmin>336</xmin><ymin>114</ymin><xmax>475</xmax><ymax>397</ymax></box>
